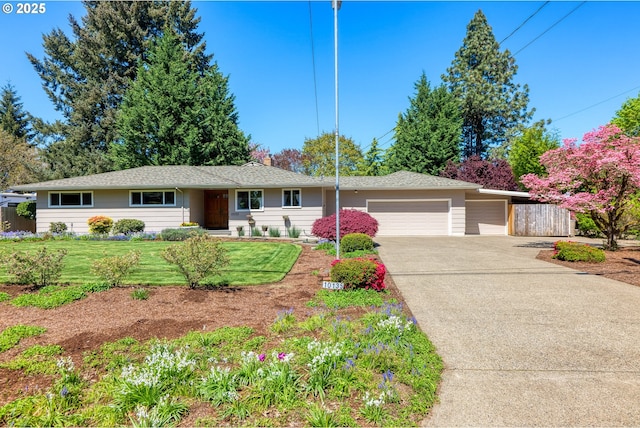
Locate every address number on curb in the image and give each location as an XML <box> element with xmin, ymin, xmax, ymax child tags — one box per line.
<box><xmin>322</xmin><ymin>281</ymin><xmax>344</xmax><ymax>290</ymax></box>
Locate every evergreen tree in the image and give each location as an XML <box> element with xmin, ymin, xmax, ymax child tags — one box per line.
<box><xmin>612</xmin><ymin>92</ymin><xmax>640</xmax><ymax>137</ymax></box>
<box><xmin>0</xmin><ymin>83</ymin><xmax>32</xmax><ymax>142</ymax></box>
<box><xmin>508</xmin><ymin>121</ymin><xmax>560</xmax><ymax>188</ymax></box>
<box><xmin>443</xmin><ymin>10</ymin><xmax>533</xmax><ymax>158</ymax></box>
<box><xmin>111</xmin><ymin>30</ymin><xmax>250</xmax><ymax>168</ymax></box>
<box><xmin>302</xmin><ymin>132</ymin><xmax>363</xmax><ymax>177</ymax></box>
<box><xmin>357</xmin><ymin>138</ymin><xmax>388</xmax><ymax>176</ymax></box>
<box><xmin>387</xmin><ymin>73</ymin><xmax>461</xmax><ymax>175</ymax></box>
<box><xmin>26</xmin><ymin>1</ymin><xmax>210</xmax><ymax>176</ymax></box>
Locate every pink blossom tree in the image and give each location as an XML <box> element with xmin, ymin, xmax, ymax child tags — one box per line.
<box><xmin>521</xmin><ymin>124</ymin><xmax>640</xmax><ymax>250</ymax></box>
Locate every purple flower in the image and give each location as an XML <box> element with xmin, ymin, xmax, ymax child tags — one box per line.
<box><xmin>60</xmin><ymin>386</ymin><xmax>69</xmax><ymax>397</ymax></box>
<box><xmin>277</xmin><ymin>352</ymin><xmax>287</xmax><ymax>361</ymax></box>
<box><xmin>258</xmin><ymin>353</ymin><xmax>266</xmax><ymax>362</ymax></box>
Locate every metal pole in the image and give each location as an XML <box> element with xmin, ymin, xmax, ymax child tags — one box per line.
<box><xmin>333</xmin><ymin>0</ymin><xmax>340</xmax><ymax>259</ymax></box>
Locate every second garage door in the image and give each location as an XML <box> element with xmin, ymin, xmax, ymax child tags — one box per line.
<box><xmin>465</xmin><ymin>200</ymin><xmax>507</xmax><ymax>235</ymax></box>
<box><xmin>367</xmin><ymin>200</ymin><xmax>450</xmax><ymax>236</ymax></box>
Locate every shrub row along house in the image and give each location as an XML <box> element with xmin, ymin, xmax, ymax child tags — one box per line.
<box><xmin>13</xmin><ymin>162</ymin><xmax>542</xmax><ymax>236</ymax></box>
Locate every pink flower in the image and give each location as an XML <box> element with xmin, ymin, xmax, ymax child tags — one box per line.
<box><xmin>258</xmin><ymin>353</ymin><xmax>266</xmax><ymax>362</ymax></box>
<box><xmin>277</xmin><ymin>352</ymin><xmax>287</xmax><ymax>360</ymax></box>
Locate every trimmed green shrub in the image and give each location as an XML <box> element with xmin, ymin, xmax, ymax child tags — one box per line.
<box><xmin>159</xmin><ymin>227</ymin><xmax>206</xmax><ymax>241</ymax></box>
<box><xmin>91</xmin><ymin>250</ymin><xmax>141</xmax><ymax>287</ymax></box>
<box><xmin>341</xmin><ymin>233</ymin><xmax>374</xmax><ymax>253</ymax></box>
<box><xmin>330</xmin><ymin>258</ymin><xmax>386</xmax><ymax>291</ymax></box>
<box><xmin>87</xmin><ymin>215</ymin><xmax>113</xmax><ymax>235</ymax></box>
<box><xmin>16</xmin><ymin>200</ymin><xmax>36</xmax><ymax>220</ymax></box>
<box><xmin>553</xmin><ymin>241</ymin><xmax>605</xmax><ymax>263</ymax></box>
<box><xmin>2</xmin><ymin>247</ymin><xmax>67</xmax><ymax>286</ymax></box>
<box><xmin>49</xmin><ymin>222</ymin><xmax>68</xmax><ymax>234</ymax></box>
<box><xmin>161</xmin><ymin>235</ymin><xmax>230</xmax><ymax>288</ymax></box>
<box><xmin>113</xmin><ymin>219</ymin><xmax>145</xmax><ymax>235</ymax></box>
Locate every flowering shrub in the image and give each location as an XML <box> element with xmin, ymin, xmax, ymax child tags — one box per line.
<box><xmin>312</xmin><ymin>209</ymin><xmax>379</xmax><ymax>240</ymax></box>
<box><xmin>341</xmin><ymin>233</ymin><xmax>374</xmax><ymax>253</ymax></box>
<box><xmin>330</xmin><ymin>258</ymin><xmax>386</xmax><ymax>291</ymax></box>
<box><xmin>553</xmin><ymin>240</ymin><xmax>605</xmax><ymax>263</ymax></box>
<box><xmin>87</xmin><ymin>215</ymin><xmax>113</xmax><ymax>235</ymax></box>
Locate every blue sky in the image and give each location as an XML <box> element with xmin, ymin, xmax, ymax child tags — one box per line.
<box><xmin>1</xmin><ymin>1</ymin><xmax>639</xmax><ymax>155</ymax></box>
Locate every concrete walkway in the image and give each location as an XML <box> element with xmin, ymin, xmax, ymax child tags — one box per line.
<box><xmin>376</xmin><ymin>236</ymin><xmax>640</xmax><ymax>427</ymax></box>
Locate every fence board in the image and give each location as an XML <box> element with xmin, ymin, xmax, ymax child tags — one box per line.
<box><xmin>0</xmin><ymin>207</ymin><xmax>36</xmax><ymax>233</ymax></box>
<box><xmin>511</xmin><ymin>204</ymin><xmax>572</xmax><ymax>237</ymax></box>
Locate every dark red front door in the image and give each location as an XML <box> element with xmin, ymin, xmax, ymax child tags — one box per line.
<box><xmin>204</xmin><ymin>190</ymin><xmax>229</xmax><ymax>229</ymax></box>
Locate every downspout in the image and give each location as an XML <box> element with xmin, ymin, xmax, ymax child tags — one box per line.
<box><xmin>175</xmin><ymin>187</ymin><xmax>184</xmax><ymax>224</ymax></box>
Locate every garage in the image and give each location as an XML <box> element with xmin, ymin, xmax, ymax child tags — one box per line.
<box><xmin>465</xmin><ymin>200</ymin><xmax>507</xmax><ymax>235</ymax></box>
<box><xmin>367</xmin><ymin>199</ymin><xmax>450</xmax><ymax>236</ymax></box>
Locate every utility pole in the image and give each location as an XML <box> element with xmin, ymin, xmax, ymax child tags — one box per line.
<box><xmin>332</xmin><ymin>0</ymin><xmax>341</xmax><ymax>259</ymax></box>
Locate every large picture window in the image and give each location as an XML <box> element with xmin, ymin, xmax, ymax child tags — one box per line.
<box><xmin>282</xmin><ymin>189</ymin><xmax>301</xmax><ymax>208</ymax></box>
<box><xmin>49</xmin><ymin>192</ymin><xmax>93</xmax><ymax>207</ymax></box>
<box><xmin>130</xmin><ymin>190</ymin><xmax>176</xmax><ymax>206</ymax></box>
<box><xmin>236</xmin><ymin>190</ymin><xmax>263</xmax><ymax>211</ymax></box>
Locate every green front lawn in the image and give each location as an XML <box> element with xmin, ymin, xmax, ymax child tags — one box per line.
<box><xmin>0</xmin><ymin>240</ymin><xmax>301</xmax><ymax>286</ymax></box>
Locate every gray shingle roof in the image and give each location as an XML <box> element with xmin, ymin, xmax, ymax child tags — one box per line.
<box><xmin>326</xmin><ymin>171</ymin><xmax>481</xmax><ymax>190</ymax></box>
<box><xmin>12</xmin><ymin>165</ymin><xmax>481</xmax><ymax>191</ymax></box>
<box><xmin>12</xmin><ymin>164</ymin><xmax>324</xmax><ymax>191</ymax></box>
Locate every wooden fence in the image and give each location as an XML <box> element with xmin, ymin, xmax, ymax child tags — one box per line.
<box><xmin>0</xmin><ymin>207</ymin><xmax>36</xmax><ymax>233</ymax></box>
<box><xmin>509</xmin><ymin>204</ymin><xmax>573</xmax><ymax>237</ymax></box>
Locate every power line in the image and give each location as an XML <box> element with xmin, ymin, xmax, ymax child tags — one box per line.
<box><xmin>553</xmin><ymin>84</ymin><xmax>640</xmax><ymax>122</ymax></box>
<box><xmin>308</xmin><ymin>0</ymin><xmax>320</xmax><ymax>136</ymax></box>
<box><xmin>499</xmin><ymin>1</ymin><xmax>549</xmax><ymax>45</ymax></box>
<box><xmin>513</xmin><ymin>1</ymin><xmax>586</xmax><ymax>56</ymax></box>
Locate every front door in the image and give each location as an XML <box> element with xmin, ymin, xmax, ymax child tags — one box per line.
<box><xmin>204</xmin><ymin>190</ymin><xmax>229</xmax><ymax>229</ymax></box>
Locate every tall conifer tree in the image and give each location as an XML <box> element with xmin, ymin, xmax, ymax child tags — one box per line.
<box><xmin>0</xmin><ymin>84</ymin><xmax>32</xmax><ymax>142</ymax></box>
<box><xmin>443</xmin><ymin>10</ymin><xmax>533</xmax><ymax>159</ymax></box>
<box><xmin>387</xmin><ymin>73</ymin><xmax>461</xmax><ymax>175</ymax></box>
<box><xmin>27</xmin><ymin>1</ymin><xmax>211</xmax><ymax>177</ymax></box>
<box><xmin>111</xmin><ymin>30</ymin><xmax>250</xmax><ymax>168</ymax></box>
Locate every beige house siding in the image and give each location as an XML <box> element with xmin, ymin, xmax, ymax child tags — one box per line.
<box><xmin>187</xmin><ymin>189</ymin><xmax>205</xmax><ymax>226</ymax></box>
<box><xmin>35</xmin><ymin>190</ymin><xmax>190</xmax><ymax>233</ymax></box>
<box><xmin>326</xmin><ymin>189</ymin><xmax>467</xmax><ymax>236</ymax></box>
<box><xmin>227</xmin><ymin>187</ymin><xmax>324</xmax><ymax>237</ymax></box>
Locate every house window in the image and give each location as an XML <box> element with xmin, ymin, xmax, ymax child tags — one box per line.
<box><xmin>236</xmin><ymin>190</ymin><xmax>263</xmax><ymax>211</ymax></box>
<box><xmin>282</xmin><ymin>189</ymin><xmax>301</xmax><ymax>208</ymax></box>
<box><xmin>130</xmin><ymin>190</ymin><xmax>176</xmax><ymax>206</ymax></box>
<box><xmin>49</xmin><ymin>192</ymin><xmax>93</xmax><ymax>207</ymax></box>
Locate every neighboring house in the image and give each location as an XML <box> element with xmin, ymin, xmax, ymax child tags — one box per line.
<box><xmin>12</xmin><ymin>162</ymin><xmax>546</xmax><ymax>236</ymax></box>
<box><xmin>0</xmin><ymin>192</ymin><xmax>36</xmax><ymax>207</ymax></box>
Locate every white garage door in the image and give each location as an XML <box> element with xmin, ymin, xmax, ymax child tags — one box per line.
<box><xmin>466</xmin><ymin>200</ymin><xmax>507</xmax><ymax>235</ymax></box>
<box><xmin>367</xmin><ymin>200</ymin><xmax>450</xmax><ymax>236</ymax></box>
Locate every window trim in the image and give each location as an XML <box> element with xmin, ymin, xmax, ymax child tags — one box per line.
<box><xmin>282</xmin><ymin>188</ymin><xmax>302</xmax><ymax>208</ymax></box>
<box><xmin>48</xmin><ymin>191</ymin><xmax>94</xmax><ymax>208</ymax></box>
<box><xmin>129</xmin><ymin>190</ymin><xmax>177</xmax><ymax>207</ymax></box>
<box><xmin>235</xmin><ymin>189</ymin><xmax>264</xmax><ymax>211</ymax></box>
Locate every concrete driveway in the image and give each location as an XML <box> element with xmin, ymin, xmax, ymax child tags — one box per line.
<box><xmin>376</xmin><ymin>236</ymin><xmax>640</xmax><ymax>427</ymax></box>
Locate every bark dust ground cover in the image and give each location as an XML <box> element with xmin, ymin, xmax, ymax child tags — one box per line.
<box><xmin>536</xmin><ymin>244</ymin><xmax>640</xmax><ymax>288</ymax></box>
<box><xmin>0</xmin><ymin>243</ymin><xmax>425</xmax><ymax>426</ymax></box>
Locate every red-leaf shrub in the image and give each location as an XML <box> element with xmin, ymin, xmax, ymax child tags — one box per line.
<box><xmin>330</xmin><ymin>258</ymin><xmax>386</xmax><ymax>291</ymax></box>
<box><xmin>312</xmin><ymin>209</ymin><xmax>379</xmax><ymax>240</ymax></box>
